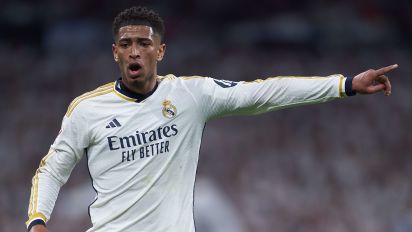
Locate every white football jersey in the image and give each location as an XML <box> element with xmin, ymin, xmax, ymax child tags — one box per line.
<box><xmin>27</xmin><ymin>74</ymin><xmax>348</xmax><ymax>231</ymax></box>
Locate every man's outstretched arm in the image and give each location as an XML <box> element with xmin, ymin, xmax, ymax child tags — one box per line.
<box><xmin>191</xmin><ymin>64</ymin><xmax>398</xmax><ymax>120</ymax></box>
<box><xmin>352</xmin><ymin>64</ymin><xmax>398</xmax><ymax>96</ymax></box>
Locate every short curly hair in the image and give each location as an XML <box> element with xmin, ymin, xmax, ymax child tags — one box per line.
<box><xmin>112</xmin><ymin>6</ymin><xmax>165</xmax><ymax>42</ymax></box>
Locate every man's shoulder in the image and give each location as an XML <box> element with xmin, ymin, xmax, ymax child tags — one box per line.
<box><xmin>159</xmin><ymin>74</ymin><xmax>209</xmax><ymax>81</ymax></box>
<box><xmin>158</xmin><ymin>74</ymin><xmax>211</xmax><ymax>87</ymax></box>
<box><xmin>65</xmin><ymin>82</ymin><xmax>115</xmax><ymax>118</ymax></box>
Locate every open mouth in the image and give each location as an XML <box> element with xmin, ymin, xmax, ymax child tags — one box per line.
<box><xmin>128</xmin><ymin>63</ymin><xmax>142</xmax><ymax>74</ymax></box>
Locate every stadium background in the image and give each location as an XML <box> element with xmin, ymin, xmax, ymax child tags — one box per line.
<box><xmin>1</xmin><ymin>0</ymin><xmax>411</xmax><ymax>231</ymax></box>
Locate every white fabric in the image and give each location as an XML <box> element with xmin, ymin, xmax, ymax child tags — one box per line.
<box><xmin>28</xmin><ymin>74</ymin><xmax>345</xmax><ymax>232</ymax></box>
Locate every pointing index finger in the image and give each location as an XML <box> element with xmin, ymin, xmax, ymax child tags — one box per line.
<box><xmin>375</xmin><ymin>64</ymin><xmax>399</xmax><ymax>75</ymax></box>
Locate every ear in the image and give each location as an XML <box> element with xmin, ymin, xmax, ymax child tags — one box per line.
<box><xmin>112</xmin><ymin>43</ymin><xmax>119</xmax><ymax>62</ymax></box>
<box><xmin>157</xmin><ymin>44</ymin><xmax>166</xmax><ymax>62</ymax></box>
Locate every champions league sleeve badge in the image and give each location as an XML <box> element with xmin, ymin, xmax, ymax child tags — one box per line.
<box><xmin>162</xmin><ymin>100</ymin><xmax>177</xmax><ymax>119</ymax></box>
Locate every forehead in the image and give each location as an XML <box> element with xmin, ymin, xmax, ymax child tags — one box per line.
<box><xmin>117</xmin><ymin>25</ymin><xmax>155</xmax><ymax>40</ymax></box>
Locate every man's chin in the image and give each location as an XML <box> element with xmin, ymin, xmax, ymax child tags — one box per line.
<box><xmin>128</xmin><ymin>75</ymin><xmax>142</xmax><ymax>80</ymax></box>
<box><xmin>126</xmin><ymin>72</ymin><xmax>144</xmax><ymax>80</ymax></box>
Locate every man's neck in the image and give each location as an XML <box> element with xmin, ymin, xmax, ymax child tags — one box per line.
<box><xmin>121</xmin><ymin>77</ymin><xmax>157</xmax><ymax>95</ymax></box>
<box><xmin>117</xmin><ymin>78</ymin><xmax>159</xmax><ymax>102</ymax></box>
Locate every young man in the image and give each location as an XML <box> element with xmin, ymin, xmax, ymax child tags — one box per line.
<box><xmin>26</xmin><ymin>6</ymin><xmax>398</xmax><ymax>232</ymax></box>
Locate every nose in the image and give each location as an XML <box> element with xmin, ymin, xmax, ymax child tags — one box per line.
<box><xmin>130</xmin><ymin>43</ymin><xmax>140</xmax><ymax>58</ymax></box>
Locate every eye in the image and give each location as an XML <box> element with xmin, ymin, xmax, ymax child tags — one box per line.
<box><xmin>119</xmin><ymin>41</ymin><xmax>129</xmax><ymax>48</ymax></box>
<box><xmin>140</xmin><ymin>41</ymin><xmax>151</xmax><ymax>47</ymax></box>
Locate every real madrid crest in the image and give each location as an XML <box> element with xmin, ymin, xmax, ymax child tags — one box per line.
<box><xmin>162</xmin><ymin>100</ymin><xmax>177</xmax><ymax>119</ymax></box>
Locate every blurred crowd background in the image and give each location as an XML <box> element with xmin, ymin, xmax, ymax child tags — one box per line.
<box><xmin>1</xmin><ymin>0</ymin><xmax>411</xmax><ymax>231</ymax></box>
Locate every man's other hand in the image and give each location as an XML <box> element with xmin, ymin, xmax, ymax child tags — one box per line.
<box><xmin>30</xmin><ymin>224</ymin><xmax>48</xmax><ymax>232</ymax></box>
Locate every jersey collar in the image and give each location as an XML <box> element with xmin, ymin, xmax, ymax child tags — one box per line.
<box><xmin>114</xmin><ymin>78</ymin><xmax>159</xmax><ymax>103</ymax></box>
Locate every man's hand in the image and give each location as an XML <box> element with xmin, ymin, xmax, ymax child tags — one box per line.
<box><xmin>30</xmin><ymin>224</ymin><xmax>48</xmax><ymax>232</ymax></box>
<box><xmin>352</xmin><ymin>64</ymin><xmax>398</xmax><ymax>96</ymax></box>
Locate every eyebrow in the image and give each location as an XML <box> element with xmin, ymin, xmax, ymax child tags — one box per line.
<box><xmin>118</xmin><ymin>37</ymin><xmax>153</xmax><ymax>41</ymax></box>
<box><xmin>117</xmin><ymin>37</ymin><xmax>154</xmax><ymax>45</ymax></box>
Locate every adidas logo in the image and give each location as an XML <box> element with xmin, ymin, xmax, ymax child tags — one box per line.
<box><xmin>106</xmin><ymin>118</ymin><xmax>121</xmax><ymax>128</ymax></box>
